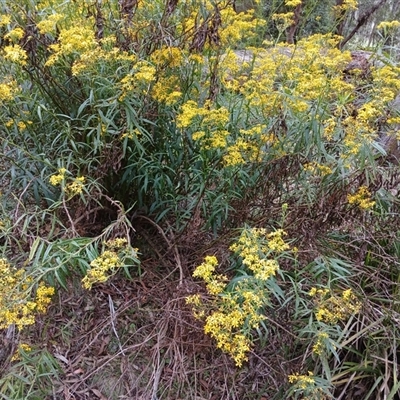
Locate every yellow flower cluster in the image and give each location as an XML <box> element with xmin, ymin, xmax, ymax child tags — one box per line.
<box><xmin>304</xmin><ymin>162</ymin><xmax>333</xmax><ymax>177</ymax></box>
<box><xmin>0</xmin><ymin>79</ymin><xmax>18</xmax><ymax>102</ymax></box>
<box><xmin>36</xmin><ymin>13</ymin><xmax>63</xmax><ymax>35</ymax></box>
<box><xmin>49</xmin><ymin>169</ymin><xmax>86</xmax><ymax>198</ymax></box>
<box><xmin>177</xmin><ymin>0</ymin><xmax>263</xmax><ymax>50</ymax></box>
<box><xmin>288</xmin><ymin>371</ymin><xmax>326</xmax><ymax>398</ymax></box>
<box><xmin>310</xmin><ymin>287</ymin><xmax>361</xmax><ymax>324</ymax></box>
<box><xmin>188</xmin><ymin>273</ymin><xmax>266</xmax><ymax>366</ymax></box>
<box><xmin>333</xmin><ymin>0</ymin><xmax>358</xmax><ymax>13</ymax></box>
<box><xmin>105</xmin><ymin>238</ymin><xmax>129</xmax><ymax>250</ymax></box>
<box><xmin>0</xmin><ymin>258</ymin><xmax>55</xmax><ymax>330</ymax></box>
<box><xmin>267</xmin><ymin>229</ymin><xmax>291</xmax><ymax>252</ymax></box>
<box><xmin>3</xmin><ymin>44</ymin><xmax>28</xmax><ymax>66</ymax></box>
<box><xmin>347</xmin><ymin>186</ymin><xmax>375</xmax><ymax>210</ymax></box>
<box><xmin>49</xmin><ymin>167</ymin><xmax>67</xmax><ymax>186</ymax></box>
<box><xmin>272</xmin><ymin>12</ymin><xmax>295</xmax><ymax>31</ymax></box>
<box><xmin>176</xmin><ymin>101</ymin><xmax>236</xmax><ymax>152</ymax></box>
<box><xmin>288</xmin><ymin>371</ymin><xmax>316</xmax><ymax>389</ymax></box>
<box><xmin>134</xmin><ymin>62</ymin><xmax>157</xmax><ymax>85</ymax></box>
<box><xmin>46</xmin><ymin>26</ymin><xmax>96</xmax><ymax>66</ymax></box>
<box><xmin>11</xmin><ymin>343</ymin><xmax>32</xmax><ymax>362</ymax></box>
<box><xmin>285</xmin><ymin>0</ymin><xmax>302</xmax><ymax>6</ymax></box>
<box><xmin>192</xmin><ymin>256</ymin><xmax>228</xmax><ymax>295</ymax></box>
<box><xmin>230</xmin><ymin>228</ymin><xmax>289</xmax><ymax>280</ymax></box>
<box><xmin>176</xmin><ymin>100</ymin><xmax>203</xmax><ymax>129</ymax></box>
<box><xmin>189</xmin><ymin>227</ymin><xmax>289</xmax><ymax>366</ymax></box>
<box><xmin>35</xmin><ymin>283</ymin><xmax>56</xmax><ymax>313</ymax></box>
<box><xmin>372</xmin><ymin>65</ymin><xmax>400</xmax><ymax>104</ymax></box>
<box><xmin>150</xmin><ymin>46</ymin><xmax>184</xmax><ymax>68</ymax></box>
<box><xmin>223</xmin><ymin>138</ymin><xmax>261</xmax><ymax>166</ymax></box>
<box><xmin>64</xmin><ymin>176</ymin><xmax>85</xmax><ymax>197</ymax></box>
<box><xmin>82</xmin><ymin>250</ymin><xmax>122</xmax><ymax>290</ymax></box>
<box><xmin>219</xmin><ymin>8</ymin><xmax>264</xmax><ymax>46</ymax></box>
<box><xmin>152</xmin><ymin>76</ymin><xmax>182</xmax><ymax>105</ymax></box>
<box><xmin>119</xmin><ymin>62</ymin><xmax>157</xmax><ymax>100</ymax></box>
<box><xmin>0</xmin><ymin>14</ymin><xmax>11</xmax><ymax>26</ymax></box>
<box><xmin>72</xmin><ymin>46</ymin><xmax>136</xmax><ymax>76</ymax></box>
<box><xmin>377</xmin><ymin>20</ymin><xmax>400</xmax><ymax>31</ymax></box>
<box><xmin>312</xmin><ymin>331</ymin><xmax>329</xmax><ymax>355</ymax></box>
<box><xmin>82</xmin><ymin>238</ymin><xmax>139</xmax><ymax>290</ymax></box>
<box><xmin>176</xmin><ymin>101</ymin><xmax>230</xmax><ymax>130</ymax></box>
<box><xmin>4</xmin><ymin>27</ymin><xmax>24</xmax><ymax>42</ymax></box>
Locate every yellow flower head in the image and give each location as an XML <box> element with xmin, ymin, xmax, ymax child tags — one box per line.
<box><xmin>4</xmin><ymin>27</ymin><xmax>25</xmax><ymax>42</ymax></box>
<box><xmin>193</xmin><ymin>256</ymin><xmax>219</xmax><ymax>282</ymax></box>
<box><xmin>3</xmin><ymin>44</ymin><xmax>28</xmax><ymax>66</ymax></box>
<box><xmin>64</xmin><ymin>176</ymin><xmax>85</xmax><ymax>197</ymax></box>
<box><xmin>347</xmin><ymin>186</ymin><xmax>375</xmax><ymax>210</ymax></box>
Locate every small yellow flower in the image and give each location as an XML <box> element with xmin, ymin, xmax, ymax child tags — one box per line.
<box><xmin>193</xmin><ymin>256</ymin><xmax>218</xmax><ymax>282</ymax></box>
<box><xmin>285</xmin><ymin>0</ymin><xmax>302</xmax><ymax>6</ymax></box>
<box><xmin>64</xmin><ymin>176</ymin><xmax>85</xmax><ymax>197</ymax></box>
<box><xmin>36</xmin><ymin>13</ymin><xmax>63</xmax><ymax>35</ymax></box>
<box><xmin>186</xmin><ymin>294</ymin><xmax>202</xmax><ymax>306</ymax></box>
<box><xmin>312</xmin><ymin>288</ymin><xmax>361</xmax><ymax>324</ymax></box>
<box><xmin>82</xmin><ymin>250</ymin><xmax>122</xmax><ymax>289</ymax></box>
<box><xmin>347</xmin><ymin>186</ymin><xmax>375</xmax><ymax>210</ymax></box>
<box><xmin>35</xmin><ymin>283</ymin><xmax>55</xmax><ymax>313</ymax></box>
<box><xmin>267</xmin><ymin>229</ymin><xmax>290</xmax><ymax>253</ymax></box>
<box><xmin>11</xmin><ymin>343</ymin><xmax>32</xmax><ymax>361</ymax></box>
<box><xmin>4</xmin><ymin>27</ymin><xmax>25</xmax><ymax>42</ymax></box>
<box><xmin>49</xmin><ymin>168</ymin><xmax>67</xmax><ymax>186</ymax></box>
<box><xmin>0</xmin><ymin>15</ymin><xmax>11</xmax><ymax>26</ymax></box>
<box><xmin>105</xmin><ymin>238</ymin><xmax>128</xmax><ymax>250</ymax></box>
<box><xmin>377</xmin><ymin>20</ymin><xmax>400</xmax><ymax>31</ymax></box>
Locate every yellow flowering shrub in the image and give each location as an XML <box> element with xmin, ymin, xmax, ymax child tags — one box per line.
<box><xmin>188</xmin><ymin>227</ymin><xmax>292</xmax><ymax>366</ymax></box>
<box><xmin>0</xmin><ymin>259</ymin><xmax>55</xmax><ymax>331</ymax></box>
<box><xmin>0</xmin><ymin>0</ymin><xmax>399</xmax><ymax>396</ymax></box>
<box><xmin>230</xmin><ymin>228</ymin><xmax>289</xmax><ymax>280</ymax></box>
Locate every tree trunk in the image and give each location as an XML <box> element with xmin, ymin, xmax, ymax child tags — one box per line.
<box><xmin>340</xmin><ymin>0</ymin><xmax>388</xmax><ymax>48</ymax></box>
<box><xmin>286</xmin><ymin>2</ymin><xmax>303</xmax><ymax>44</ymax></box>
